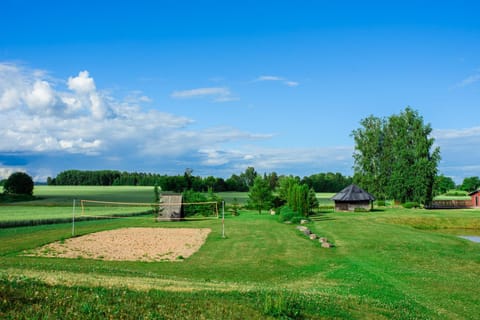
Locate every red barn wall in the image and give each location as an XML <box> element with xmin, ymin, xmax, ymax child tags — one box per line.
<box><xmin>472</xmin><ymin>193</ymin><xmax>480</xmax><ymax>208</ymax></box>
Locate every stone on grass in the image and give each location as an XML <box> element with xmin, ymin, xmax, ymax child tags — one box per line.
<box><xmin>321</xmin><ymin>242</ymin><xmax>333</xmax><ymax>248</ymax></box>
<box><xmin>309</xmin><ymin>234</ymin><xmax>317</xmax><ymax>240</ymax></box>
<box><xmin>302</xmin><ymin>229</ymin><xmax>311</xmax><ymax>236</ymax></box>
<box><xmin>300</xmin><ymin>219</ymin><xmax>309</xmax><ymax>225</ymax></box>
<box><xmin>296</xmin><ymin>226</ymin><xmax>308</xmax><ymax>232</ymax></box>
<box><xmin>319</xmin><ymin>237</ymin><xmax>328</xmax><ymax>243</ymax></box>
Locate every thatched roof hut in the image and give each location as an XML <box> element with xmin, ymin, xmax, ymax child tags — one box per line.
<box><xmin>331</xmin><ymin>184</ymin><xmax>375</xmax><ymax>212</ymax></box>
<box><xmin>157</xmin><ymin>194</ymin><xmax>183</xmax><ymax>221</ymax></box>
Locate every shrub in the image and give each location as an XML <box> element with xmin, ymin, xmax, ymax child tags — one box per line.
<box><xmin>445</xmin><ymin>190</ymin><xmax>468</xmax><ymax>197</ymax></box>
<box><xmin>278</xmin><ymin>206</ymin><xmax>302</xmax><ymax>223</ymax></box>
<box><xmin>3</xmin><ymin>172</ymin><xmax>34</xmax><ymax>196</ymax></box>
<box><xmin>376</xmin><ymin>200</ymin><xmax>386</xmax><ymax>207</ymax></box>
<box><xmin>402</xmin><ymin>202</ymin><xmax>420</xmax><ymax>209</ymax></box>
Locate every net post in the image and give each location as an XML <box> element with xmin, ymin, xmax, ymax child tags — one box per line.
<box><xmin>72</xmin><ymin>199</ymin><xmax>76</xmax><ymax>237</ymax></box>
<box><xmin>222</xmin><ymin>200</ymin><xmax>225</xmax><ymax>238</ymax></box>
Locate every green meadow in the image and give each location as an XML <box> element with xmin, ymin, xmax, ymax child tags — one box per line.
<box><xmin>1</xmin><ymin>186</ymin><xmax>480</xmax><ymax>319</ymax></box>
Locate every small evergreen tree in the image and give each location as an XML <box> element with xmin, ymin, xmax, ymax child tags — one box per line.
<box><xmin>248</xmin><ymin>176</ymin><xmax>273</xmax><ymax>214</ymax></box>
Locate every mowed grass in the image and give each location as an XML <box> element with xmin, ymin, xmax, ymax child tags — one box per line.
<box><xmin>1</xmin><ymin>194</ymin><xmax>480</xmax><ymax>319</ymax></box>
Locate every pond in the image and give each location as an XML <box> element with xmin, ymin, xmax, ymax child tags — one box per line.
<box><xmin>459</xmin><ymin>236</ymin><xmax>480</xmax><ymax>243</ymax></box>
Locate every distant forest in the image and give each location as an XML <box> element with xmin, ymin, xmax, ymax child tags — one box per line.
<box><xmin>47</xmin><ymin>168</ymin><xmax>353</xmax><ymax>193</ymax></box>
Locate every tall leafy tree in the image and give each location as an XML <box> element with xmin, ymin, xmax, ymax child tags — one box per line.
<box><xmin>460</xmin><ymin>176</ymin><xmax>480</xmax><ymax>193</ymax></box>
<box><xmin>241</xmin><ymin>167</ymin><xmax>258</xmax><ymax>188</ymax></box>
<box><xmin>248</xmin><ymin>176</ymin><xmax>273</xmax><ymax>214</ymax></box>
<box><xmin>352</xmin><ymin>107</ymin><xmax>440</xmax><ymax>205</ymax></box>
<box><xmin>3</xmin><ymin>172</ymin><xmax>34</xmax><ymax>195</ymax></box>
<box><xmin>433</xmin><ymin>175</ymin><xmax>456</xmax><ymax>196</ymax></box>
<box><xmin>351</xmin><ymin>115</ymin><xmax>387</xmax><ymax>198</ymax></box>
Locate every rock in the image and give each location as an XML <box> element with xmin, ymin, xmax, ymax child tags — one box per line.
<box><xmin>309</xmin><ymin>234</ymin><xmax>317</xmax><ymax>240</ymax></box>
<box><xmin>296</xmin><ymin>226</ymin><xmax>308</xmax><ymax>232</ymax></box>
<box><xmin>321</xmin><ymin>242</ymin><xmax>333</xmax><ymax>248</ymax></box>
<box><xmin>302</xmin><ymin>229</ymin><xmax>311</xmax><ymax>236</ymax></box>
<box><xmin>270</xmin><ymin>209</ymin><xmax>276</xmax><ymax>215</ymax></box>
<box><xmin>319</xmin><ymin>237</ymin><xmax>328</xmax><ymax>243</ymax></box>
<box><xmin>300</xmin><ymin>219</ymin><xmax>309</xmax><ymax>224</ymax></box>
<box><xmin>284</xmin><ymin>221</ymin><xmax>292</xmax><ymax>224</ymax></box>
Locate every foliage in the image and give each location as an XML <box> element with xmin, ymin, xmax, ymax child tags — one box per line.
<box><xmin>48</xmin><ymin>169</ymin><xmax>352</xmax><ymax>193</ymax></box>
<box><xmin>3</xmin><ymin>172</ymin><xmax>34</xmax><ymax>196</ymax></box>
<box><xmin>301</xmin><ymin>172</ymin><xmax>353</xmax><ymax>193</ymax></box>
<box><xmin>433</xmin><ymin>175</ymin><xmax>456</xmax><ymax>196</ymax></box>
<box><xmin>402</xmin><ymin>202</ymin><xmax>420</xmax><ymax>209</ymax></box>
<box><xmin>277</xmin><ymin>206</ymin><xmax>303</xmax><ymax>223</ymax></box>
<box><xmin>152</xmin><ymin>184</ymin><xmax>162</xmax><ymax>215</ymax></box>
<box><xmin>182</xmin><ymin>190</ymin><xmax>210</xmax><ymax>217</ymax></box>
<box><xmin>247</xmin><ymin>176</ymin><xmax>274</xmax><ymax>214</ymax></box>
<box><xmin>445</xmin><ymin>189</ymin><xmax>469</xmax><ymax>197</ymax></box>
<box><xmin>277</xmin><ymin>175</ymin><xmax>300</xmax><ymax>202</ymax></box>
<box><xmin>375</xmin><ymin>200</ymin><xmax>386</xmax><ymax>207</ymax></box>
<box><xmin>229</xmin><ymin>197</ymin><xmax>240</xmax><ymax>216</ymax></box>
<box><xmin>308</xmin><ymin>188</ymin><xmax>319</xmax><ymax>212</ymax></box>
<box><xmin>241</xmin><ymin>166</ymin><xmax>258</xmax><ymax>188</ymax></box>
<box><xmin>352</xmin><ymin>107</ymin><xmax>440</xmax><ymax>205</ymax></box>
<box><xmin>460</xmin><ymin>176</ymin><xmax>480</xmax><ymax>193</ymax></box>
<box><xmin>287</xmin><ymin>183</ymin><xmax>311</xmax><ymax>217</ymax></box>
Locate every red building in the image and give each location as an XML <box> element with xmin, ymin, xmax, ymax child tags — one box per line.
<box><xmin>470</xmin><ymin>190</ymin><xmax>480</xmax><ymax>208</ymax></box>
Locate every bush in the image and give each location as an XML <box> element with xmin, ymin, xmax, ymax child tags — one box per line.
<box><xmin>402</xmin><ymin>202</ymin><xmax>420</xmax><ymax>209</ymax></box>
<box><xmin>376</xmin><ymin>200</ymin><xmax>386</xmax><ymax>207</ymax></box>
<box><xmin>3</xmin><ymin>172</ymin><xmax>34</xmax><ymax>196</ymax></box>
<box><xmin>278</xmin><ymin>206</ymin><xmax>303</xmax><ymax>223</ymax></box>
<box><xmin>445</xmin><ymin>190</ymin><xmax>468</xmax><ymax>197</ymax></box>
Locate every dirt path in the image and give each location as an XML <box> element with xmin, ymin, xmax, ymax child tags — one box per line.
<box><xmin>27</xmin><ymin>227</ymin><xmax>211</xmax><ymax>262</ymax></box>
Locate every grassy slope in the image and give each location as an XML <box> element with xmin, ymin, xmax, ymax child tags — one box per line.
<box><xmin>1</xmin><ymin>206</ymin><xmax>480</xmax><ymax>318</ymax></box>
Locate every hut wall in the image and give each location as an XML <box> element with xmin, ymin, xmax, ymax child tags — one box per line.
<box><xmin>158</xmin><ymin>194</ymin><xmax>183</xmax><ymax>221</ymax></box>
<box><xmin>335</xmin><ymin>201</ymin><xmax>372</xmax><ymax>212</ymax></box>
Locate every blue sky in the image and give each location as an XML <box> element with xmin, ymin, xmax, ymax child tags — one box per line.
<box><xmin>1</xmin><ymin>1</ymin><xmax>480</xmax><ymax>183</ymax></box>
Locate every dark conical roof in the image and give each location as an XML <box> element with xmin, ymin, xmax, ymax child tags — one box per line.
<box><xmin>331</xmin><ymin>184</ymin><xmax>375</xmax><ymax>201</ymax></box>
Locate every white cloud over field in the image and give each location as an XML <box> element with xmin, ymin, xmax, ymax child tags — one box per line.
<box><xmin>1</xmin><ymin>62</ymin><xmax>348</xmax><ymax>180</ymax></box>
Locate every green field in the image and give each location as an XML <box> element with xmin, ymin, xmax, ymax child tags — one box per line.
<box><xmin>1</xmin><ymin>187</ymin><xmax>480</xmax><ymax>319</ymax></box>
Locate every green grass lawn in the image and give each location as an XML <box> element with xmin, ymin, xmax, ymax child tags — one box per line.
<box><xmin>1</xmin><ymin>197</ymin><xmax>480</xmax><ymax>318</ymax></box>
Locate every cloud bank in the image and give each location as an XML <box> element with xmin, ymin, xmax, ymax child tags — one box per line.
<box><xmin>0</xmin><ymin>62</ymin><xmax>347</xmax><ymax>180</ymax></box>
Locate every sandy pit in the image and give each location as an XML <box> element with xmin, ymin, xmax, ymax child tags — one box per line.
<box><xmin>27</xmin><ymin>227</ymin><xmax>211</xmax><ymax>262</ymax></box>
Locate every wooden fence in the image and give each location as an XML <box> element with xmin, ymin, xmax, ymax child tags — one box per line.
<box><xmin>426</xmin><ymin>199</ymin><xmax>473</xmax><ymax>209</ymax></box>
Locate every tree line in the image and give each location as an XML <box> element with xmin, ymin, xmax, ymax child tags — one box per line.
<box><xmin>47</xmin><ymin>168</ymin><xmax>353</xmax><ymax>193</ymax></box>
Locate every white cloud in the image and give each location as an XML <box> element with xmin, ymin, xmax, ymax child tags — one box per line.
<box><xmin>25</xmin><ymin>80</ymin><xmax>56</xmax><ymax>110</ymax></box>
<box><xmin>0</xmin><ymin>165</ymin><xmax>26</xmax><ymax>180</ymax></box>
<box><xmin>0</xmin><ymin>62</ymin><xmax>355</xmax><ymax>181</ymax></box>
<box><xmin>285</xmin><ymin>81</ymin><xmax>299</xmax><ymax>87</ymax></box>
<box><xmin>254</xmin><ymin>75</ymin><xmax>300</xmax><ymax>87</ymax></box>
<box><xmin>171</xmin><ymin>87</ymin><xmax>237</xmax><ymax>102</ymax></box>
<box><xmin>257</xmin><ymin>76</ymin><xmax>284</xmax><ymax>81</ymax></box>
<box><xmin>68</xmin><ymin>70</ymin><xmax>96</xmax><ymax>93</ymax></box>
<box><xmin>433</xmin><ymin>127</ymin><xmax>480</xmax><ymax>139</ymax></box>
